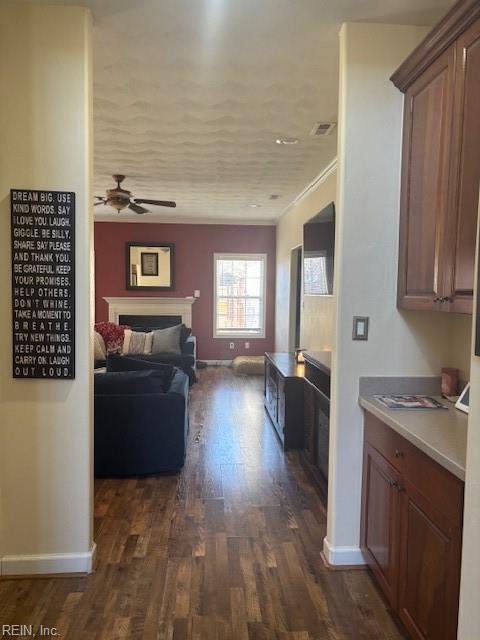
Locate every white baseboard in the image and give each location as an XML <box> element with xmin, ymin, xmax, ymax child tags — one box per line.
<box><xmin>203</xmin><ymin>360</ymin><xmax>232</xmax><ymax>366</ymax></box>
<box><xmin>1</xmin><ymin>543</ymin><xmax>96</xmax><ymax>576</ymax></box>
<box><xmin>323</xmin><ymin>537</ymin><xmax>365</xmax><ymax>566</ymax></box>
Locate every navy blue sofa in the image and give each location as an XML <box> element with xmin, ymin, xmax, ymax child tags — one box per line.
<box><xmin>94</xmin><ymin>324</ymin><xmax>197</xmax><ymax>384</ymax></box>
<box><xmin>94</xmin><ymin>366</ymin><xmax>189</xmax><ymax>476</ymax></box>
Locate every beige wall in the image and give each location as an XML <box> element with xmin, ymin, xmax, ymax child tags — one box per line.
<box><xmin>275</xmin><ymin>167</ymin><xmax>337</xmax><ymax>352</ymax></box>
<box><xmin>325</xmin><ymin>22</ymin><xmax>459</xmax><ymax>564</ymax></box>
<box><xmin>451</xmin><ymin>314</ymin><xmax>472</xmax><ymax>383</ymax></box>
<box><xmin>0</xmin><ymin>6</ymin><xmax>94</xmax><ymax>574</ymax></box>
<box><xmin>458</xmin><ymin>208</ymin><xmax>480</xmax><ymax>638</ymax></box>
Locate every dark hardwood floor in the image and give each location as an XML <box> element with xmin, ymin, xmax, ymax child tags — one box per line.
<box><xmin>0</xmin><ymin>367</ymin><xmax>405</xmax><ymax>639</ymax></box>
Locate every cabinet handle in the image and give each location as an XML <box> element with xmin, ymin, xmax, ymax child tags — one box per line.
<box><xmin>389</xmin><ymin>480</ymin><xmax>405</xmax><ymax>492</ymax></box>
<box><xmin>394</xmin><ymin>449</ymin><xmax>404</xmax><ymax>458</ymax></box>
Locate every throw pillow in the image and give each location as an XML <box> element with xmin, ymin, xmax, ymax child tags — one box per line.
<box><xmin>123</xmin><ymin>329</ymin><xmax>154</xmax><ymax>355</ymax></box>
<box><xmin>94</xmin><ymin>369</ymin><xmax>167</xmax><ymax>395</ymax></box>
<box><xmin>151</xmin><ymin>324</ymin><xmax>182</xmax><ymax>355</ymax></box>
<box><xmin>95</xmin><ymin>321</ymin><xmax>130</xmax><ymax>354</ymax></box>
<box><xmin>94</xmin><ymin>331</ymin><xmax>106</xmax><ymax>361</ymax></box>
<box><xmin>106</xmin><ymin>353</ymin><xmax>175</xmax><ymax>389</ymax></box>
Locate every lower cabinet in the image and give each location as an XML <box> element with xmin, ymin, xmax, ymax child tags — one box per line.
<box><xmin>398</xmin><ymin>482</ymin><xmax>463</xmax><ymax>640</ymax></box>
<box><xmin>362</xmin><ymin>443</ymin><xmax>402</xmax><ymax>609</ymax></box>
<box><xmin>361</xmin><ymin>412</ymin><xmax>464</xmax><ymax>640</ymax></box>
<box><xmin>264</xmin><ymin>353</ymin><xmax>304</xmax><ymax>450</ymax></box>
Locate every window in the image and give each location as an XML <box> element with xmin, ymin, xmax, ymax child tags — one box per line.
<box><xmin>214</xmin><ymin>253</ymin><xmax>267</xmax><ymax>338</ymax></box>
<box><xmin>304</xmin><ymin>253</ymin><xmax>329</xmax><ymax>295</ymax></box>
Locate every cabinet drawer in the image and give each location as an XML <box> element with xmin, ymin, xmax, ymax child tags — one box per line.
<box><xmin>364</xmin><ymin>412</ymin><xmax>410</xmax><ymax>471</ymax></box>
<box><xmin>364</xmin><ymin>412</ymin><xmax>464</xmax><ymax>526</ymax></box>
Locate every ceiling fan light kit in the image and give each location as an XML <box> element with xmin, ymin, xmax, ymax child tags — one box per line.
<box><xmin>94</xmin><ymin>174</ymin><xmax>176</xmax><ymax>214</ymax></box>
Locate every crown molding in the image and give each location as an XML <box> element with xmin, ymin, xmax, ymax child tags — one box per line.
<box><xmin>391</xmin><ymin>0</ymin><xmax>480</xmax><ymax>92</ymax></box>
<box><xmin>94</xmin><ymin>215</ymin><xmax>276</xmax><ymax>226</ymax></box>
<box><xmin>278</xmin><ymin>156</ymin><xmax>338</xmax><ymax>221</ymax></box>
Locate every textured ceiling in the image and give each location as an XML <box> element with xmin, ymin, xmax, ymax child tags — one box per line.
<box><xmin>27</xmin><ymin>0</ymin><xmax>453</xmax><ymax>222</ymax></box>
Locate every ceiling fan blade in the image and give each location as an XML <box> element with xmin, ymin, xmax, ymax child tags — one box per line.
<box><xmin>134</xmin><ymin>198</ymin><xmax>177</xmax><ymax>208</ymax></box>
<box><xmin>94</xmin><ymin>200</ymin><xmax>107</xmax><ymax>206</ymax></box>
<box><xmin>128</xmin><ymin>202</ymin><xmax>149</xmax><ymax>215</ymax></box>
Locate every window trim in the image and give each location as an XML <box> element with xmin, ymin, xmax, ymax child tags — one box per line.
<box><xmin>213</xmin><ymin>252</ymin><xmax>267</xmax><ymax>339</ymax></box>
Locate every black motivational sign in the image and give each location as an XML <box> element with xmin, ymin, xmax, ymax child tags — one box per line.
<box><xmin>11</xmin><ymin>189</ymin><xmax>75</xmax><ymax>379</ymax></box>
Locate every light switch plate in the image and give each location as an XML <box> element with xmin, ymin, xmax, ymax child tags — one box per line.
<box><xmin>353</xmin><ymin>316</ymin><xmax>369</xmax><ymax>341</ymax></box>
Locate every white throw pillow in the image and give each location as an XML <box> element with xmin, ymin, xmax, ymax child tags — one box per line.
<box><xmin>94</xmin><ymin>331</ymin><xmax>106</xmax><ymax>361</ymax></box>
<box><xmin>123</xmin><ymin>329</ymin><xmax>154</xmax><ymax>355</ymax></box>
<box><xmin>144</xmin><ymin>332</ymin><xmax>154</xmax><ymax>354</ymax></box>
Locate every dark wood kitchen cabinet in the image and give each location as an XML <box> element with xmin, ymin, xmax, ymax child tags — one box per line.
<box><xmin>361</xmin><ymin>412</ymin><xmax>464</xmax><ymax>640</ymax></box>
<box><xmin>391</xmin><ymin>1</ymin><xmax>480</xmax><ymax>313</ymax></box>
<box><xmin>361</xmin><ymin>442</ymin><xmax>402</xmax><ymax>609</ymax></box>
<box><xmin>264</xmin><ymin>353</ymin><xmax>304</xmax><ymax>450</ymax></box>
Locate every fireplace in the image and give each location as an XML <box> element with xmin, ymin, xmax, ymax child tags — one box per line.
<box><xmin>119</xmin><ymin>314</ymin><xmax>182</xmax><ymax>329</ymax></box>
<box><xmin>104</xmin><ymin>296</ymin><xmax>196</xmax><ymax>328</ymax></box>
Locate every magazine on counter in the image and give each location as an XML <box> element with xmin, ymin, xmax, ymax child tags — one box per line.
<box><xmin>373</xmin><ymin>395</ymin><xmax>447</xmax><ymax>410</ymax></box>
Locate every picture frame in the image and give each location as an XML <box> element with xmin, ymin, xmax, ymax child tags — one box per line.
<box><xmin>126</xmin><ymin>242</ymin><xmax>175</xmax><ymax>290</ymax></box>
<box><xmin>141</xmin><ymin>252</ymin><xmax>159</xmax><ymax>276</ymax></box>
<box><xmin>455</xmin><ymin>383</ymin><xmax>470</xmax><ymax>414</ymax></box>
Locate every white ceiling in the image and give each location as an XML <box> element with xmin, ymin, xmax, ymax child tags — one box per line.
<box><xmin>28</xmin><ymin>0</ymin><xmax>452</xmax><ymax>223</ymax></box>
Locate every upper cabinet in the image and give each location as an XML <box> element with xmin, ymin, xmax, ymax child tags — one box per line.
<box><xmin>391</xmin><ymin>0</ymin><xmax>480</xmax><ymax>313</ymax></box>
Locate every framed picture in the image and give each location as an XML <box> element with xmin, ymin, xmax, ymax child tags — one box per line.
<box><xmin>455</xmin><ymin>383</ymin><xmax>470</xmax><ymax>414</ymax></box>
<box><xmin>126</xmin><ymin>242</ymin><xmax>175</xmax><ymax>290</ymax></box>
<box><xmin>141</xmin><ymin>252</ymin><xmax>159</xmax><ymax>276</ymax></box>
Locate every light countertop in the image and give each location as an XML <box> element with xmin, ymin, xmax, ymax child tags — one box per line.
<box><xmin>359</xmin><ymin>395</ymin><xmax>468</xmax><ymax>481</ymax></box>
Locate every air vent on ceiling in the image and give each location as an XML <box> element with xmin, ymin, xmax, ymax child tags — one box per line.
<box><xmin>269</xmin><ymin>194</ymin><xmax>281</xmax><ymax>200</ymax></box>
<box><xmin>310</xmin><ymin>122</ymin><xmax>336</xmax><ymax>137</ymax></box>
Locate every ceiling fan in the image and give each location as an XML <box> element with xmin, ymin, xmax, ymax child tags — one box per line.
<box><xmin>94</xmin><ymin>174</ymin><xmax>176</xmax><ymax>214</ymax></box>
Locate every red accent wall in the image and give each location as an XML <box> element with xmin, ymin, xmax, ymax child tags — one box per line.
<box><xmin>94</xmin><ymin>222</ymin><xmax>276</xmax><ymax>360</ymax></box>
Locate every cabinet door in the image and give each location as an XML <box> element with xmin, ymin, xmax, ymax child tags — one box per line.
<box><xmin>277</xmin><ymin>376</ymin><xmax>286</xmax><ymax>434</ymax></box>
<box><xmin>303</xmin><ymin>382</ymin><xmax>317</xmax><ymax>464</ymax></box>
<box><xmin>398</xmin><ymin>482</ymin><xmax>462</xmax><ymax>640</ymax></box>
<box><xmin>397</xmin><ymin>46</ymin><xmax>456</xmax><ymax>310</ymax></box>
<box><xmin>361</xmin><ymin>443</ymin><xmax>402</xmax><ymax>609</ymax></box>
<box><xmin>265</xmin><ymin>362</ymin><xmax>278</xmax><ymax>422</ymax></box>
<box><xmin>447</xmin><ymin>18</ymin><xmax>480</xmax><ymax>312</ymax></box>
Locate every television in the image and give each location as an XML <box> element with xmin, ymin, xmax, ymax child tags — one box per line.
<box><xmin>303</xmin><ymin>202</ymin><xmax>335</xmax><ymax>296</ymax></box>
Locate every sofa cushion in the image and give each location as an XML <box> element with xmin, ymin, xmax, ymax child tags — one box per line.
<box><xmin>106</xmin><ymin>353</ymin><xmax>175</xmax><ymax>388</ymax></box>
<box><xmin>135</xmin><ymin>352</ymin><xmax>195</xmax><ymax>368</ymax></box>
<box><xmin>151</xmin><ymin>324</ymin><xmax>182</xmax><ymax>355</ymax></box>
<box><xmin>94</xmin><ymin>369</ymin><xmax>167</xmax><ymax>395</ymax></box>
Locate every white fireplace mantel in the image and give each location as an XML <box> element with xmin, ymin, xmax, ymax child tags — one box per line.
<box><xmin>104</xmin><ymin>296</ymin><xmax>196</xmax><ymax>327</ymax></box>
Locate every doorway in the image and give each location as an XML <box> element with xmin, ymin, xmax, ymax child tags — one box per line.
<box><xmin>288</xmin><ymin>246</ymin><xmax>302</xmax><ymax>352</ymax></box>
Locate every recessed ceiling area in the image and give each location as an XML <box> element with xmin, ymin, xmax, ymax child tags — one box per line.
<box><xmin>29</xmin><ymin>0</ymin><xmax>453</xmax><ymax>222</ymax></box>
